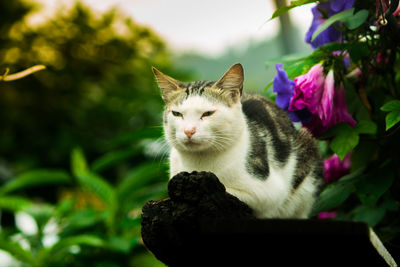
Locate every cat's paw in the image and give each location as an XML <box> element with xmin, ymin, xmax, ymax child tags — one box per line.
<box><xmin>168</xmin><ymin>171</ymin><xmax>226</xmax><ymax>204</ymax></box>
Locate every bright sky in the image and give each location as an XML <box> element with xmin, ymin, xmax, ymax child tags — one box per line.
<box><xmin>30</xmin><ymin>0</ymin><xmax>313</xmax><ymax>56</ymax></box>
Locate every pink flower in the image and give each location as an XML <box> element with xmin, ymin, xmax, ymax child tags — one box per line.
<box><xmin>331</xmin><ymin>85</ymin><xmax>357</xmax><ymax>128</ymax></box>
<box><xmin>289</xmin><ymin>64</ymin><xmax>325</xmax><ymax>114</ymax></box>
<box><xmin>323</xmin><ymin>153</ymin><xmax>352</xmax><ymax>184</ymax></box>
<box><xmin>289</xmin><ymin>64</ymin><xmax>356</xmax><ymax>137</ymax></box>
<box><xmin>319</xmin><ymin>69</ymin><xmax>335</xmax><ymax>126</ymax></box>
<box><xmin>317</xmin><ymin>211</ymin><xmax>338</xmax><ymax>219</ymax></box>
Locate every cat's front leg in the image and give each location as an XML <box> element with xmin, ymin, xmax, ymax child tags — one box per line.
<box><xmin>224</xmin><ymin>187</ymin><xmax>267</xmax><ymax>218</ymax></box>
<box><xmin>225</xmin><ymin>182</ymin><xmax>288</xmax><ymax>218</ymax></box>
<box><xmin>168</xmin><ymin>148</ymin><xmax>182</xmax><ymax>178</ymax></box>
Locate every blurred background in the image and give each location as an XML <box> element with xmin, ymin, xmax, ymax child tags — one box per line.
<box><xmin>0</xmin><ymin>0</ymin><xmax>312</xmax><ymax>266</ymax></box>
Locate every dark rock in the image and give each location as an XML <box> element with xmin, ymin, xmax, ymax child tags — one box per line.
<box><xmin>141</xmin><ymin>171</ymin><xmax>396</xmax><ymax>267</ymax></box>
<box><xmin>141</xmin><ymin>171</ymin><xmax>255</xmax><ymax>266</ymax></box>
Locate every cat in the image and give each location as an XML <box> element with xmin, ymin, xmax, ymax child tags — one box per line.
<box><xmin>152</xmin><ymin>63</ymin><xmax>323</xmax><ymax>218</ymax></box>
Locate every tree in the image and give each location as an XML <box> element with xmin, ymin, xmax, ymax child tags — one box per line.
<box><xmin>0</xmin><ymin>1</ymin><xmax>179</xmax><ymax>173</ymax></box>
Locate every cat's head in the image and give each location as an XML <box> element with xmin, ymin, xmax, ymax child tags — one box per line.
<box><xmin>153</xmin><ymin>63</ymin><xmax>245</xmax><ymax>153</ymax></box>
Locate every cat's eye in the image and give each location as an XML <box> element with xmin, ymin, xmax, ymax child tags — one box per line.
<box><xmin>172</xmin><ymin>111</ymin><xmax>183</xmax><ymax>117</ymax></box>
<box><xmin>201</xmin><ymin>110</ymin><xmax>215</xmax><ymax>119</ymax></box>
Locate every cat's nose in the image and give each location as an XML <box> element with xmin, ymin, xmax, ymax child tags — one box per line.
<box><xmin>184</xmin><ymin>127</ymin><xmax>196</xmax><ymax>139</ymax></box>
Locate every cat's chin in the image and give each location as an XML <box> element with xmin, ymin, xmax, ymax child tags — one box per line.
<box><xmin>175</xmin><ymin>139</ymin><xmax>211</xmax><ymax>152</ymax></box>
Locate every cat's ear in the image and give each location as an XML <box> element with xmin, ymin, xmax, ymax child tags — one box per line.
<box><xmin>214</xmin><ymin>63</ymin><xmax>244</xmax><ymax>103</ymax></box>
<box><xmin>152</xmin><ymin>67</ymin><xmax>183</xmax><ymax>102</ymax></box>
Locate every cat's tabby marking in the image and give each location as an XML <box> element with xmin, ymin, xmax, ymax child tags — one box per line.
<box><xmin>153</xmin><ymin>63</ymin><xmax>323</xmax><ymax>218</ymax></box>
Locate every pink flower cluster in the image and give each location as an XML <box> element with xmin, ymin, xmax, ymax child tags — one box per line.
<box><xmin>317</xmin><ymin>152</ymin><xmax>352</xmax><ymax>219</ymax></box>
<box><xmin>274</xmin><ymin>63</ymin><xmax>356</xmax><ymax>221</ymax></box>
<box><xmin>323</xmin><ymin>152</ymin><xmax>352</xmax><ymax>184</ymax></box>
<box><xmin>288</xmin><ymin>64</ymin><xmax>356</xmax><ymax>137</ymax></box>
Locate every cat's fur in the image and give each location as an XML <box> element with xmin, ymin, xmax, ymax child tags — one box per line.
<box><xmin>153</xmin><ymin>63</ymin><xmax>323</xmax><ymax>218</ymax></box>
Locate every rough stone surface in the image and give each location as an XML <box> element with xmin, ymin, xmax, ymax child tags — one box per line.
<box><xmin>141</xmin><ymin>171</ymin><xmax>255</xmax><ymax>266</ymax></box>
<box><xmin>141</xmin><ymin>171</ymin><xmax>395</xmax><ymax>267</ymax></box>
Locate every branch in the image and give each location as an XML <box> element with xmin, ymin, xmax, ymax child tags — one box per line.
<box><xmin>0</xmin><ymin>65</ymin><xmax>46</xmax><ymax>82</ymax></box>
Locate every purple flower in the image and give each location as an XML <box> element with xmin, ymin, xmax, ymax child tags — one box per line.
<box><xmin>305</xmin><ymin>0</ymin><xmax>355</xmax><ymax>49</ymax></box>
<box><xmin>323</xmin><ymin>152</ymin><xmax>352</xmax><ymax>184</ymax></box>
<box><xmin>273</xmin><ymin>64</ymin><xmax>294</xmax><ymax>110</ymax></box>
<box><xmin>273</xmin><ymin>64</ymin><xmax>311</xmax><ymax>123</ymax></box>
<box><xmin>330</xmin><ymin>0</ymin><xmax>356</xmax><ymax>13</ymax></box>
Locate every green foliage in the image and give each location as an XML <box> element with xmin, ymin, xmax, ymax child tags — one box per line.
<box><xmin>312</xmin><ymin>169</ymin><xmax>362</xmax><ymax>214</ymax></box>
<box><xmin>270</xmin><ymin>0</ymin><xmax>400</xmax><ymax>252</ymax></box>
<box><xmin>311</xmin><ymin>8</ymin><xmax>369</xmax><ymax>42</ymax></box>
<box><xmin>268</xmin><ymin>0</ymin><xmax>320</xmax><ymax>21</ymax></box>
<box><xmin>0</xmin><ymin>126</ymin><xmax>168</xmax><ymax>266</ymax></box>
<box><xmin>0</xmin><ymin>236</ymin><xmax>36</xmax><ymax>266</ymax></box>
<box><xmin>328</xmin><ymin>123</ymin><xmax>359</xmax><ymax>161</ymax></box>
<box><xmin>0</xmin><ymin>170</ymin><xmax>71</xmax><ymax>195</ymax></box>
<box><xmin>0</xmin><ymin>3</ymin><xmax>171</xmax><ymax>265</ymax></box>
<box><xmin>0</xmin><ymin>196</ymin><xmax>32</xmax><ymax>212</ymax></box>
<box><xmin>323</xmin><ymin>120</ymin><xmax>377</xmax><ymax>160</ymax></box>
<box><xmin>381</xmin><ymin>100</ymin><xmax>400</xmax><ymax>130</ymax></box>
<box><xmin>0</xmin><ymin>0</ymin><xmax>179</xmax><ymax>171</ymax></box>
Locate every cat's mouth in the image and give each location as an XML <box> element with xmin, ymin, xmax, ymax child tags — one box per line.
<box><xmin>183</xmin><ymin>139</ymin><xmax>201</xmax><ymax>146</ymax></box>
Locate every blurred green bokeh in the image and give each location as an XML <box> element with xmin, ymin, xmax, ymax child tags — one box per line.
<box><xmin>0</xmin><ymin>1</ymin><xmax>189</xmax><ymax>266</ymax></box>
<box><xmin>0</xmin><ymin>1</ymin><xmax>190</xmax><ymax>173</ymax></box>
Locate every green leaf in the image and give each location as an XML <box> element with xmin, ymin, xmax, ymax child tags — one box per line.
<box><xmin>107</xmin><ymin>236</ymin><xmax>134</xmax><ymax>253</ymax></box>
<box><xmin>329</xmin><ymin>123</ymin><xmax>359</xmax><ymax>160</ymax></box>
<box><xmin>52</xmin><ymin>234</ymin><xmax>105</xmax><ymax>251</ymax></box>
<box><xmin>108</xmin><ymin>127</ymin><xmax>163</xmax><ymax>148</ymax></box>
<box><xmin>0</xmin><ymin>169</ymin><xmax>71</xmax><ymax>195</ymax></box>
<box><xmin>117</xmin><ymin>163</ymin><xmax>168</xmax><ymax>203</ymax></box>
<box><xmin>264</xmin><ymin>80</ymin><xmax>274</xmax><ymax>93</ymax></box>
<box><xmin>380</xmin><ymin>100</ymin><xmax>400</xmax><ymax>111</ymax></box>
<box><xmin>0</xmin><ymin>235</ymin><xmax>36</xmax><ymax>265</ymax></box>
<box><xmin>0</xmin><ymin>196</ymin><xmax>32</xmax><ymax>212</ymax></box>
<box><xmin>385</xmin><ymin>110</ymin><xmax>400</xmax><ymax>130</ymax></box>
<box><xmin>311</xmin><ymin>8</ymin><xmax>355</xmax><ymax>42</ymax></box>
<box><xmin>354</xmin><ymin>120</ymin><xmax>377</xmax><ymax>135</ymax></box>
<box><xmin>385</xmin><ymin>109</ymin><xmax>400</xmax><ymax>130</ymax></box>
<box><xmin>75</xmin><ymin>172</ymin><xmax>116</xmax><ymax>207</ymax></box>
<box><xmin>356</xmin><ymin>170</ymin><xmax>394</xmax><ymax>205</ymax></box>
<box><xmin>352</xmin><ymin>205</ymin><xmax>386</xmax><ymax>227</ymax></box>
<box><xmin>63</xmin><ymin>209</ymin><xmax>105</xmax><ymax>232</ymax></box>
<box><xmin>46</xmin><ymin>234</ymin><xmax>105</xmax><ymax>263</ymax></box>
<box><xmin>312</xmin><ymin>169</ymin><xmax>363</xmax><ymax>215</ymax></box>
<box><xmin>268</xmin><ymin>0</ymin><xmax>318</xmax><ymax>21</ymax></box>
<box><xmin>265</xmin><ymin>51</ymin><xmax>313</xmax><ymax>68</ymax></box>
<box><xmin>23</xmin><ymin>203</ymin><xmax>56</xmax><ymax>228</ymax></box>
<box><xmin>91</xmin><ymin>147</ymin><xmax>141</xmax><ymax>172</ymax></box>
<box><xmin>343</xmin><ymin>9</ymin><xmax>369</xmax><ymax>30</ymax></box>
<box><xmin>380</xmin><ymin>100</ymin><xmax>400</xmax><ymax>130</ymax></box>
<box><xmin>71</xmin><ymin>147</ymin><xmax>89</xmax><ymax>177</ymax></box>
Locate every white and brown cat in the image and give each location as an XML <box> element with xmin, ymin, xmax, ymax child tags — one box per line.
<box><xmin>152</xmin><ymin>63</ymin><xmax>323</xmax><ymax>218</ymax></box>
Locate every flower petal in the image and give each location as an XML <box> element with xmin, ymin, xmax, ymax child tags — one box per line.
<box><xmin>289</xmin><ymin>63</ymin><xmax>325</xmax><ymax>113</ymax></box>
<box><xmin>318</xmin><ymin>69</ymin><xmax>335</xmax><ymax>126</ymax></box>
<box><xmin>273</xmin><ymin>64</ymin><xmax>295</xmax><ymax>109</ymax></box>
<box><xmin>323</xmin><ymin>152</ymin><xmax>352</xmax><ymax>184</ymax></box>
<box><xmin>332</xmin><ymin>84</ymin><xmax>357</xmax><ymax>127</ymax></box>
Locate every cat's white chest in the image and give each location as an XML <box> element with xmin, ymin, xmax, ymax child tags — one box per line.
<box><xmin>169</xmin><ymin>144</ymin><xmax>248</xmax><ymax>183</ymax></box>
<box><xmin>169</xmin><ymin>125</ymin><xmax>250</xmax><ymax>187</ymax></box>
